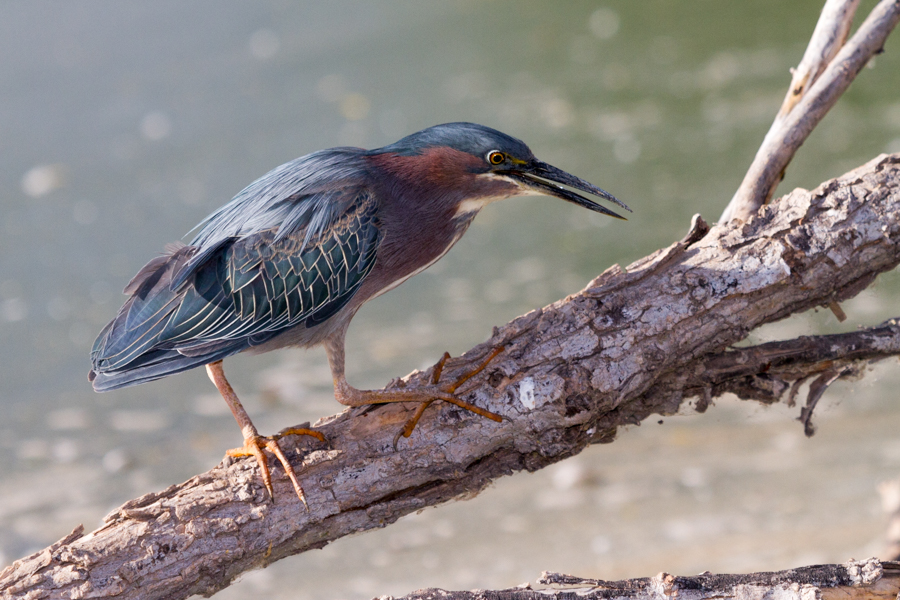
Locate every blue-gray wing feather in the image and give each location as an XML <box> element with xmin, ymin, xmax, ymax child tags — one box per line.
<box><xmin>171</xmin><ymin>147</ymin><xmax>369</xmax><ymax>289</ymax></box>
<box><xmin>90</xmin><ymin>173</ymin><xmax>381</xmax><ymax>391</ymax></box>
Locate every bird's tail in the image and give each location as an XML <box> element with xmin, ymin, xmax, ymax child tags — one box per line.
<box><xmin>89</xmin><ymin>345</ymin><xmax>239</xmax><ymax>391</ymax></box>
<box><xmin>89</xmin><ymin>243</ymin><xmax>245</xmax><ymax>391</ymax></box>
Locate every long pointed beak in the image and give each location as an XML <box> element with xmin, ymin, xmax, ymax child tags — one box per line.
<box><xmin>502</xmin><ymin>160</ymin><xmax>630</xmax><ymax>220</ymax></box>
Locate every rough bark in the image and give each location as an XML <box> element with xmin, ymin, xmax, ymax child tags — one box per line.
<box><xmin>2</xmin><ymin>153</ymin><xmax>900</xmax><ymax>599</ymax></box>
<box><xmin>720</xmin><ymin>0</ymin><xmax>900</xmax><ymax>222</ymax></box>
<box><xmin>390</xmin><ymin>558</ymin><xmax>899</xmax><ymax>600</ymax></box>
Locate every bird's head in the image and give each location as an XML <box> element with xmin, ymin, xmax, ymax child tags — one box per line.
<box><xmin>370</xmin><ymin>122</ymin><xmax>630</xmax><ymax>219</ymax></box>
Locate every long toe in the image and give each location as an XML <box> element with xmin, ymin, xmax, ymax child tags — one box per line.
<box><xmin>394</xmin><ymin>346</ymin><xmax>505</xmax><ymax>446</ymax></box>
<box><xmin>227</xmin><ymin>436</ymin><xmax>277</xmax><ymax>500</ymax></box>
<box><xmin>227</xmin><ymin>430</ymin><xmax>322</xmax><ymax>507</ymax></box>
<box><xmin>262</xmin><ymin>437</ymin><xmax>308</xmax><ymax>508</ymax></box>
<box><xmin>276</xmin><ymin>426</ymin><xmax>327</xmax><ymax>444</ymax></box>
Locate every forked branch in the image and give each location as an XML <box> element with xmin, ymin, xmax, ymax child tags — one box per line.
<box><xmin>721</xmin><ymin>0</ymin><xmax>900</xmax><ymax>222</ymax></box>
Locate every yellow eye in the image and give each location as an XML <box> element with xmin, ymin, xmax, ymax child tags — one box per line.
<box><xmin>488</xmin><ymin>151</ymin><xmax>506</xmax><ymax>165</ymax></box>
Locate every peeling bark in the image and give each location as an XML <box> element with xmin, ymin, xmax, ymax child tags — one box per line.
<box><xmin>391</xmin><ymin>558</ymin><xmax>899</xmax><ymax>600</ymax></box>
<box><xmin>2</xmin><ymin>153</ymin><xmax>900</xmax><ymax>599</ymax></box>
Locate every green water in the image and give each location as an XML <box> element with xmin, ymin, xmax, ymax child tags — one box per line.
<box><xmin>1</xmin><ymin>1</ymin><xmax>899</xmax><ymax>597</ymax></box>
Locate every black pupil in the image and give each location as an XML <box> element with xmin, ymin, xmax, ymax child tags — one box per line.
<box><xmin>491</xmin><ymin>153</ymin><xmax>503</xmax><ymax>164</ymax></box>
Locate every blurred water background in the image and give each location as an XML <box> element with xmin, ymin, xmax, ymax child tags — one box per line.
<box><xmin>2</xmin><ymin>1</ymin><xmax>900</xmax><ymax>598</ymax></box>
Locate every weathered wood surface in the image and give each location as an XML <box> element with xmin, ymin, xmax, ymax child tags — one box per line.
<box><xmin>720</xmin><ymin>0</ymin><xmax>900</xmax><ymax>222</ymax></box>
<box><xmin>392</xmin><ymin>558</ymin><xmax>899</xmax><ymax>600</ymax></box>
<box><xmin>2</xmin><ymin>152</ymin><xmax>900</xmax><ymax>599</ymax></box>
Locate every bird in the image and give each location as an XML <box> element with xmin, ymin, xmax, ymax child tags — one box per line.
<box><xmin>89</xmin><ymin>122</ymin><xmax>629</xmax><ymax>504</ymax></box>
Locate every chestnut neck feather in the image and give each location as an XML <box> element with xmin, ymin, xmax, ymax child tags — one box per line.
<box><xmin>359</xmin><ymin>147</ymin><xmax>507</xmax><ymax>298</ymax></box>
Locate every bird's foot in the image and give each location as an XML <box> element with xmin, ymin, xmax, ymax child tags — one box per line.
<box><xmin>392</xmin><ymin>346</ymin><xmax>505</xmax><ymax>448</ymax></box>
<box><xmin>226</xmin><ymin>427</ymin><xmax>326</xmax><ymax>506</ymax></box>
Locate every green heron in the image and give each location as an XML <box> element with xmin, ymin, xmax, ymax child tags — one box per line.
<box><xmin>90</xmin><ymin>122</ymin><xmax>628</xmax><ymax>503</ymax></box>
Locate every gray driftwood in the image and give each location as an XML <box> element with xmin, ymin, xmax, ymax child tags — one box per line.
<box><xmin>2</xmin><ymin>153</ymin><xmax>900</xmax><ymax>599</ymax></box>
<box><xmin>391</xmin><ymin>558</ymin><xmax>900</xmax><ymax>600</ymax></box>
<box><xmin>720</xmin><ymin>0</ymin><xmax>900</xmax><ymax>222</ymax></box>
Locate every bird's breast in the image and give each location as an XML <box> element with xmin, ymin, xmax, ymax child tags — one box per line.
<box><xmin>353</xmin><ymin>194</ymin><xmax>475</xmax><ymax>307</ymax></box>
<box><xmin>365</xmin><ymin>225</ymin><xmax>466</xmax><ymax>302</ymax></box>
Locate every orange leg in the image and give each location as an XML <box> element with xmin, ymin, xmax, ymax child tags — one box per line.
<box><xmin>206</xmin><ymin>361</ymin><xmax>325</xmax><ymax>506</ymax></box>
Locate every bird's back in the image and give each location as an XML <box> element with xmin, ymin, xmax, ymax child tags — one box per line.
<box><xmin>90</xmin><ymin>148</ymin><xmax>382</xmax><ymax>391</ymax></box>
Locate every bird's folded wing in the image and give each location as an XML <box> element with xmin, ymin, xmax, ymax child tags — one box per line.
<box><xmin>90</xmin><ymin>187</ymin><xmax>381</xmax><ymax>388</ymax></box>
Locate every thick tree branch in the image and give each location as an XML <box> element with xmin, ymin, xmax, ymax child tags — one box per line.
<box><xmin>391</xmin><ymin>558</ymin><xmax>898</xmax><ymax>600</ymax></box>
<box><xmin>2</xmin><ymin>153</ymin><xmax>900</xmax><ymax>599</ymax></box>
<box><xmin>721</xmin><ymin>0</ymin><xmax>900</xmax><ymax>222</ymax></box>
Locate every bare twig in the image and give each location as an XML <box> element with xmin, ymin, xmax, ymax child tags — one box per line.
<box><xmin>778</xmin><ymin>0</ymin><xmax>860</xmax><ymax>119</ymax></box>
<box><xmin>798</xmin><ymin>367</ymin><xmax>854</xmax><ymax>436</ymax></box>
<box><xmin>721</xmin><ymin>0</ymin><xmax>900</xmax><ymax>223</ymax></box>
<box><xmin>2</xmin><ymin>154</ymin><xmax>900</xmax><ymax>600</ymax></box>
<box><xmin>392</xmin><ymin>558</ymin><xmax>897</xmax><ymax>600</ymax></box>
<box><xmin>661</xmin><ymin>316</ymin><xmax>900</xmax><ymax>416</ymax></box>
